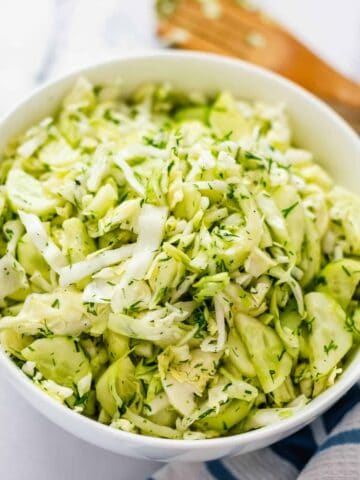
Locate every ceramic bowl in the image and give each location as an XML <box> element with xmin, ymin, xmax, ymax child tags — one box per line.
<box><xmin>0</xmin><ymin>52</ymin><xmax>359</xmax><ymax>462</ymax></box>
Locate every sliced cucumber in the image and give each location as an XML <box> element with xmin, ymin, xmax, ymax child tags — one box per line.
<box><xmin>209</xmin><ymin>92</ymin><xmax>252</xmax><ymax>141</ymax></box>
<box><xmin>226</xmin><ymin>327</ymin><xmax>256</xmax><ymax>378</ymax></box>
<box><xmin>17</xmin><ymin>233</ymin><xmax>51</xmax><ymax>278</ymax></box>
<box><xmin>103</xmin><ymin>329</ymin><xmax>129</xmax><ymax>362</ymax></box>
<box><xmin>235</xmin><ymin>313</ymin><xmax>292</xmax><ymax>393</ymax></box>
<box><xmin>0</xmin><ymin>329</ymin><xmax>33</xmax><ymax>359</ymax></box>
<box><xmin>174</xmin><ymin>106</ymin><xmax>209</xmax><ymax>124</ymax></box>
<box><xmin>96</xmin><ymin>356</ymin><xmax>138</xmax><ymax>416</ymax></box>
<box><xmin>196</xmin><ymin>400</ymin><xmax>252</xmax><ymax>433</ymax></box>
<box><xmin>305</xmin><ymin>292</ymin><xmax>353</xmax><ymax>376</ymax></box>
<box><xmin>62</xmin><ymin>217</ymin><xmax>96</xmax><ymax>262</ymax></box>
<box><xmin>22</xmin><ymin>336</ymin><xmax>90</xmax><ymax>388</ymax></box>
<box><xmin>6</xmin><ymin>168</ymin><xmax>59</xmax><ymax>215</ymax></box>
<box><xmin>273</xmin><ymin>184</ymin><xmax>304</xmax><ymax>261</ymax></box>
<box><xmin>300</xmin><ymin>215</ymin><xmax>321</xmax><ymax>287</ymax></box>
<box><xmin>316</xmin><ymin>258</ymin><xmax>360</xmax><ymax>309</ymax></box>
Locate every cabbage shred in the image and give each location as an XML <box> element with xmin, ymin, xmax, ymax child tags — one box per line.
<box><xmin>0</xmin><ymin>78</ymin><xmax>358</xmax><ymax>439</ymax></box>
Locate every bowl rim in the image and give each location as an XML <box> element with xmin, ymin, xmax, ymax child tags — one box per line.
<box><xmin>1</xmin><ymin>337</ymin><xmax>359</xmax><ymax>450</ymax></box>
<box><xmin>1</xmin><ymin>50</ymin><xmax>359</xmax><ymax>144</ymax></box>
<box><xmin>0</xmin><ymin>50</ymin><xmax>359</xmax><ymax>451</ymax></box>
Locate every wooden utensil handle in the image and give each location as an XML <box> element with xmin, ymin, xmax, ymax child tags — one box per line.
<box><xmin>158</xmin><ymin>0</ymin><xmax>360</xmax><ymax>133</ymax></box>
<box><xmin>325</xmin><ymin>100</ymin><xmax>360</xmax><ymax>134</ymax></box>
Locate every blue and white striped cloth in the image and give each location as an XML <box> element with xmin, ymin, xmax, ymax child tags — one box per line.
<box><xmin>150</xmin><ymin>385</ymin><xmax>360</xmax><ymax>480</ymax></box>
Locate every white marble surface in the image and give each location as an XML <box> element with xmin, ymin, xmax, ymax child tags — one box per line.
<box><xmin>0</xmin><ymin>1</ymin><xmax>359</xmax><ymax>479</ymax></box>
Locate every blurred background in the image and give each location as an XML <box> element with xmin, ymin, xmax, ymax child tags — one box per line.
<box><xmin>0</xmin><ymin>0</ymin><xmax>359</xmax><ymax>114</ymax></box>
<box><xmin>0</xmin><ymin>1</ymin><xmax>359</xmax><ymax>480</ymax></box>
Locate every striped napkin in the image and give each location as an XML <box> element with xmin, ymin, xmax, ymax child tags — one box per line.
<box><xmin>150</xmin><ymin>384</ymin><xmax>360</xmax><ymax>480</ymax></box>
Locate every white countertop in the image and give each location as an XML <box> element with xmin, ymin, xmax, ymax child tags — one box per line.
<box><xmin>0</xmin><ymin>1</ymin><xmax>359</xmax><ymax>479</ymax></box>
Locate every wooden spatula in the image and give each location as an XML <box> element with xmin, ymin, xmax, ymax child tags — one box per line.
<box><xmin>157</xmin><ymin>0</ymin><xmax>360</xmax><ymax>132</ymax></box>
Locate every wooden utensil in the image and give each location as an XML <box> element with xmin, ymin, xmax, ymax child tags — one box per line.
<box><xmin>157</xmin><ymin>0</ymin><xmax>360</xmax><ymax>132</ymax></box>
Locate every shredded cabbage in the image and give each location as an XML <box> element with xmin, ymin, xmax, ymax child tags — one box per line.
<box><xmin>0</xmin><ymin>78</ymin><xmax>358</xmax><ymax>439</ymax></box>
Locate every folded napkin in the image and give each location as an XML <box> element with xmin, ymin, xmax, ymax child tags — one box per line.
<box><xmin>150</xmin><ymin>384</ymin><xmax>360</xmax><ymax>480</ymax></box>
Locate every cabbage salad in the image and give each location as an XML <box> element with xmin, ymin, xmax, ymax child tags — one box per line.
<box><xmin>0</xmin><ymin>78</ymin><xmax>359</xmax><ymax>439</ymax></box>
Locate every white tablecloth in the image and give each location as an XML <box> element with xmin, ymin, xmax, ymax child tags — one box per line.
<box><xmin>0</xmin><ymin>1</ymin><xmax>359</xmax><ymax>479</ymax></box>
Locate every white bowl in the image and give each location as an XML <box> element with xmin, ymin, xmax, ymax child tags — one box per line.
<box><xmin>0</xmin><ymin>52</ymin><xmax>359</xmax><ymax>462</ymax></box>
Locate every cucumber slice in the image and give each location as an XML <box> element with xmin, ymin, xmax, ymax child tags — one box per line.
<box><xmin>6</xmin><ymin>169</ymin><xmax>59</xmax><ymax>215</ymax></box>
<box><xmin>235</xmin><ymin>313</ymin><xmax>293</xmax><ymax>393</ymax></box>
<box><xmin>96</xmin><ymin>356</ymin><xmax>138</xmax><ymax>416</ymax></box>
<box><xmin>174</xmin><ymin>106</ymin><xmax>209</xmax><ymax>123</ymax></box>
<box><xmin>148</xmin><ymin>407</ymin><xmax>177</xmax><ymax>428</ymax></box>
<box><xmin>305</xmin><ymin>292</ymin><xmax>353</xmax><ymax>376</ymax></box>
<box><xmin>62</xmin><ymin>217</ymin><xmax>96</xmax><ymax>262</ymax></box>
<box><xmin>273</xmin><ymin>184</ymin><xmax>304</xmax><ymax>261</ymax></box>
<box><xmin>226</xmin><ymin>328</ymin><xmax>256</xmax><ymax>378</ymax></box>
<box><xmin>83</xmin><ymin>184</ymin><xmax>117</xmax><ymax>219</ymax></box>
<box><xmin>316</xmin><ymin>259</ymin><xmax>360</xmax><ymax>309</ymax></box>
<box><xmin>300</xmin><ymin>215</ymin><xmax>321</xmax><ymax>287</ymax></box>
<box><xmin>196</xmin><ymin>400</ymin><xmax>252</xmax><ymax>433</ymax></box>
<box><xmin>17</xmin><ymin>233</ymin><xmax>51</xmax><ymax>278</ymax></box>
<box><xmin>7</xmin><ymin>286</ymin><xmax>32</xmax><ymax>302</ymax></box>
<box><xmin>0</xmin><ymin>329</ymin><xmax>33</xmax><ymax>359</ymax></box>
<box><xmin>38</xmin><ymin>138</ymin><xmax>78</xmax><ymax>168</ymax></box>
<box><xmin>103</xmin><ymin>329</ymin><xmax>129</xmax><ymax>362</ymax></box>
<box><xmin>209</xmin><ymin>92</ymin><xmax>252</xmax><ymax>141</ymax></box>
<box><xmin>0</xmin><ymin>253</ymin><xmax>28</xmax><ymax>299</ymax></box>
<box><xmin>22</xmin><ymin>336</ymin><xmax>90</xmax><ymax>388</ymax></box>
